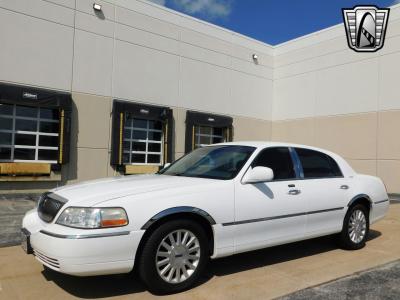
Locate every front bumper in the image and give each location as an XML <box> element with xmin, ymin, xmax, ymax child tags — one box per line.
<box><xmin>22</xmin><ymin>209</ymin><xmax>145</xmax><ymax>276</ymax></box>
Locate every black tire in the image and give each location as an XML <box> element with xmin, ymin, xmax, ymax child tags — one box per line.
<box><xmin>138</xmin><ymin>219</ymin><xmax>209</xmax><ymax>295</ymax></box>
<box><xmin>339</xmin><ymin>204</ymin><xmax>369</xmax><ymax>250</ymax></box>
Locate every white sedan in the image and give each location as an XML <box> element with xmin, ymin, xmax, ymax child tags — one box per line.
<box><xmin>22</xmin><ymin>142</ymin><xmax>389</xmax><ymax>294</ymax></box>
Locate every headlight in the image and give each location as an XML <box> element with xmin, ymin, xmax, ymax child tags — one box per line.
<box><xmin>56</xmin><ymin>207</ymin><xmax>128</xmax><ymax>229</ymax></box>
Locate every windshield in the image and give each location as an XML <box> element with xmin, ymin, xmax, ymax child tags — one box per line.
<box><xmin>159</xmin><ymin>145</ymin><xmax>256</xmax><ymax>180</ymax></box>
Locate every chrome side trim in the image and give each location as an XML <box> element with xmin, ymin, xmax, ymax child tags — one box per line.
<box><xmin>222</xmin><ymin>207</ymin><xmax>344</xmax><ymax>226</ymax></box>
<box><xmin>374</xmin><ymin>199</ymin><xmax>389</xmax><ymax>204</ymax></box>
<box><xmin>40</xmin><ymin>230</ymin><xmax>130</xmax><ymax>239</ymax></box>
<box><xmin>141</xmin><ymin>206</ymin><xmax>216</xmax><ymax>230</ymax></box>
<box><xmin>347</xmin><ymin>194</ymin><xmax>372</xmax><ymax>207</ymax></box>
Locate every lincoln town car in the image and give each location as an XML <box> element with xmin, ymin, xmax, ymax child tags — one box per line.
<box><xmin>21</xmin><ymin>142</ymin><xmax>389</xmax><ymax>294</ymax></box>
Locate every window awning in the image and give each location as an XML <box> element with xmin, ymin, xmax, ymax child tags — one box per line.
<box><xmin>0</xmin><ymin>82</ymin><xmax>72</xmax><ymax>110</ymax></box>
<box><xmin>185</xmin><ymin>110</ymin><xmax>233</xmax><ymax>128</ymax></box>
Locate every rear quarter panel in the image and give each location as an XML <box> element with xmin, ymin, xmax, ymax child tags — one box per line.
<box><xmin>349</xmin><ymin>174</ymin><xmax>389</xmax><ymax>224</ymax></box>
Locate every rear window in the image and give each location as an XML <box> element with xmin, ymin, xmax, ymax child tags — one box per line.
<box><xmin>295</xmin><ymin>148</ymin><xmax>342</xmax><ymax>179</ymax></box>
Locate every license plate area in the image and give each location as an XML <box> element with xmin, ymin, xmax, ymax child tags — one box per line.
<box><xmin>21</xmin><ymin>228</ymin><xmax>33</xmax><ymax>254</ymax></box>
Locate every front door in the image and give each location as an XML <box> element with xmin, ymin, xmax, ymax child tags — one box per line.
<box><xmin>233</xmin><ymin>147</ymin><xmax>307</xmax><ymax>253</ymax></box>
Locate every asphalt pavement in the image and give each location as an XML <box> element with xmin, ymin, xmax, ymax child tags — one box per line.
<box><xmin>280</xmin><ymin>259</ymin><xmax>400</xmax><ymax>300</ymax></box>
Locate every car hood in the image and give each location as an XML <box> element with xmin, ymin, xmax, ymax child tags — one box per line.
<box><xmin>51</xmin><ymin>174</ymin><xmax>217</xmax><ymax>206</ymax></box>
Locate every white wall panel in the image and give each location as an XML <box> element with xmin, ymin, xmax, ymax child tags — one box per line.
<box><xmin>115</xmin><ymin>5</ymin><xmax>180</xmax><ymax>40</ymax></box>
<box><xmin>315</xmin><ymin>58</ymin><xmax>379</xmax><ymax>116</ymax></box>
<box><xmin>0</xmin><ymin>8</ymin><xmax>73</xmax><ymax>90</ymax></box>
<box><xmin>179</xmin><ymin>43</ymin><xmax>230</xmax><ymax>68</ymax></box>
<box><xmin>230</xmin><ymin>57</ymin><xmax>273</xmax><ymax>80</ymax></box>
<box><xmin>273</xmin><ymin>73</ymin><xmax>316</xmax><ymax>121</ymax></box>
<box><xmin>379</xmin><ymin>52</ymin><xmax>400</xmax><ymax>111</ymax></box>
<box><xmin>230</xmin><ymin>72</ymin><xmax>272</xmax><ymax>120</ymax></box>
<box><xmin>180</xmin><ymin>27</ymin><xmax>232</xmax><ymax>55</ymax></box>
<box><xmin>75</xmin><ymin>11</ymin><xmax>115</xmax><ymax>38</ymax></box>
<box><xmin>45</xmin><ymin>0</ymin><xmax>75</xmax><ymax>9</ymax></box>
<box><xmin>72</xmin><ymin>30</ymin><xmax>114</xmax><ymax>96</ymax></box>
<box><xmin>0</xmin><ymin>0</ymin><xmax>74</xmax><ymax>26</ymax></box>
<box><xmin>180</xmin><ymin>58</ymin><xmax>230</xmax><ymax>114</ymax></box>
<box><xmin>115</xmin><ymin>23</ymin><xmax>179</xmax><ymax>54</ymax></box>
<box><xmin>76</xmin><ymin>0</ymin><xmax>115</xmax><ymax>21</ymax></box>
<box><xmin>113</xmin><ymin>40</ymin><xmax>179</xmax><ymax>107</ymax></box>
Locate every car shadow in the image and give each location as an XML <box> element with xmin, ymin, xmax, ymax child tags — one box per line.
<box><xmin>42</xmin><ymin>230</ymin><xmax>382</xmax><ymax>298</ymax></box>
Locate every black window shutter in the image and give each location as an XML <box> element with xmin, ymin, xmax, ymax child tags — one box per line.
<box><xmin>110</xmin><ymin>100</ymin><xmax>173</xmax><ymax>167</ymax></box>
<box><xmin>0</xmin><ymin>82</ymin><xmax>72</xmax><ymax>166</ymax></box>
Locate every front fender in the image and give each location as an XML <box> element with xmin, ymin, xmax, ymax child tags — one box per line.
<box><xmin>141</xmin><ymin>206</ymin><xmax>216</xmax><ymax>229</ymax></box>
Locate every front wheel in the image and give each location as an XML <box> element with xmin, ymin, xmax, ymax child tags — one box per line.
<box><xmin>339</xmin><ymin>204</ymin><xmax>369</xmax><ymax>250</ymax></box>
<box><xmin>138</xmin><ymin>219</ymin><xmax>209</xmax><ymax>294</ymax></box>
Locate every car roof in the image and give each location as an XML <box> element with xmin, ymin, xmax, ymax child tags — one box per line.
<box><xmin>213</xmin><ymin>141</ymin><xmax>321</xmax><ymax>150</ymax></box>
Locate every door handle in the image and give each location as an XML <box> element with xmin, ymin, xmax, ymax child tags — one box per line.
<box><xmin>340</xmin><ymin>185</ymin><xmax>349</xmax><ymax>190</ymax></box>
<box><xmin>288</xmin><ymin>189</ymin><xmax>301</xmax><ymax>195</ymax></box>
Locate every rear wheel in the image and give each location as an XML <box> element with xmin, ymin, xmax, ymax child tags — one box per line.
<box><xmin>339</xmin><ymin>204</ymin><xmax>369</xmax><ymax>250</ymax></box>
<box><xmin>138</xmin><ymin>219</ymin><xmax>209</xmax><ymax>294</ymax></box>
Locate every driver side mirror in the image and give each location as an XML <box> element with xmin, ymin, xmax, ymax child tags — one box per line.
<box><xmin>163</xmin><ymin>163</ymin><xmax>171</xmax><ymax>169</ymax></box>
<box><xmin>242</xmin><ymin>166</ymin><xmax>274</xmax><ymax>184</ymax></box>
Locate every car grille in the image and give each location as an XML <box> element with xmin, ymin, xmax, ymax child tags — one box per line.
<box><xmin>34</xmin><ymin>249</ymin><xmax>60</xmax><ymax>269</ymax></box>
<box><xmin>37</xmin><ymin>193</ymin><xmax>66</xmax><ymax>223</ymax></box>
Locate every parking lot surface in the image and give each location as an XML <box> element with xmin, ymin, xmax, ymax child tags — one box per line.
<box><xmin>0</xmin><ymin>203</ymin><xmax>399</xmax><ymax>300</ymax></box>
<box><xmin>281</xmin><ymin>259</ymin><xmax>400</xmax><ymax>300</ymax></box>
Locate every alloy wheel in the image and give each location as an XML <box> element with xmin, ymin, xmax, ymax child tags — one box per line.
<box><xmin>348</xmin><ymin>209</ymin><xmax>367</xmax><ymax>244</ymax></box>
<box><xmin>155</xmin><ymin>229</ymin><xmax>201</xmax><ymax>284</ymax></box>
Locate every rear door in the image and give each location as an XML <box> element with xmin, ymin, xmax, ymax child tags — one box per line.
<box><xmin>293</xmin><ymin>148</ymin><xmax>349</xmax><ymax>237</ymax></box>
<box><xmin>233</xmin><ymin>147</ymin><xmax>307</xmax><ymax>253</ymax></box>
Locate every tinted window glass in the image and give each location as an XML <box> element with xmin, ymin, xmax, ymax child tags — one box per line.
<box><xmin>160</xmin><ymin>146</ymin><xmax>255</xmax><ymax>180</ymax></box>
<box><xmin>0</xmin><ymin>104</ymin><xmax>13</xmax><ymax>115</ymax></box>
<box><xmin>16</xmin><ymin>106</ymin><xmax>37</xmax><ymax>118</ymax></box>
<box><xmin>14</xmin><ymin>148</ymin><xmax>35</xmax><ymax>160</ymax></box>
<box><xmin>0</xmin><ymin>117</ymin><xmax>13</xmax><ymax>130</ymax></box>
<box><xmin>39</xmin><ymin>121</ymin><xmax>58</xmax><ymax>133</ymax></box>
<box><xmin>252</xmin><ymin>147</ymin><xmax>296</xmax><ymax>180</ymax></box>
<box><xmin>0</xmin><ymin>147</ymin><xmax>11</xmax><ymax>160</ymax></box>
<box><xmin>15</xmin><ymin>134</ymin><xmax>36</xmax><ymax>146</ymax></box>
<box><xmin>38</xmin><ymin>149</ymin><xmax>58</xmax><ymax>161</ymax></box>
<box><xmin>39</xmin><ymin>135</ymin><xmax>59</xmax><ymax>147</ymax></box>
<box><xmin>16</xmin><ymin>119</ymin><xmax>37</xmax><ymax>131</ymax></box>
<box><xmin>296</xmin><ymin>148</ymin><xmax>342</xmax><ymax>178</ymax></box>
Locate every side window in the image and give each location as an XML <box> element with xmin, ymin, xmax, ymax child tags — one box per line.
<box><xmin>295</xmin><ymin>148</ymin><xmax>342</xmax><ymax>178</ymax></box>
<box><xmin>252</xmin><ymin>147</ymin><xmax>296</xmax><ymax>180</ymax></box>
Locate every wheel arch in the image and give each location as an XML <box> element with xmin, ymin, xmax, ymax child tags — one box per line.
<box><xmin>135</xmin><ymin>207</ymin><xmax>216</xmax><ymax>266</ymax></box>
<box><xmin>141</xmin><ymin>206</ymin><xmax>216</xmax><ymax>230</ymax></box>
<box><xmin>347</xmin><ymin>194</ymin><xmax>372</xmax><ymax>213</ymax></box>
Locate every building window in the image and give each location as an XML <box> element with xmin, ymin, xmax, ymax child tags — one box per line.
<box><xmin>0</xmin><ymin>104</ymin><xmax>59</xmax><ymax>163</ymax></box>
<box><xmin>194</xmin><ymin>126</ymin><xmax>225</xmax><ymax>148</ymax></box>
<box><xmin>123</xmin><ymin>116</ymin><xmax>163</xmax><ymax>165</ymax></box>
<box><xmin>185</xmin><ymin>111</ymin><xmax>233</xmax><ymax>153</ymax></box>
<box><xmin>110</xmin><ymin>100</ymin><xmax>173</xmax><ymax>174</ymax></box>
